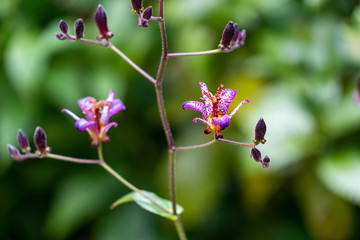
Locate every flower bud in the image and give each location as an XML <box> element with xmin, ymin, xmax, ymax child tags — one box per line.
<box><xmin>17</xmin><ymin>129</ymin><xmax>30</xmax><ymax>153</ymax></box>
<box><xmin>219</xmin><ymin>21</ymin><xmax>234</xmax><ymax>49</ymax></box>
<box><xmin>253</xmin><ymin>117</ymin><xmax>266</xmax><ymax>145</ymax></box>
<box><xmin>59</xmin><ymin>20</ymin><xmax>69</xmax><ymax>35</ymax></box>
<box><xmin>138</xmin><ymin>6</ymin><xmax>152</xmax><ymax>27</ymax></box>
<box><xmin>33</xmin><ymin>126</ymin><xmax>49</xmax><ymax>153</ymax></box>
<box><xmin>131</xmin><ymin>0</ymin><xmax>143</xmax><ymax>14</ymax></box>
<box><xmin>74</xmin><ymin>18</ymin><xmax>84</xmax><ymax>39</ymax></box>
<box><xmin>7</xmin><ymin>144</ymin><xmax>26</xmax><ymax>162</ymax></box>
<box><xmin>237</xmin><ymin>29</ymin><xmax>246</xmax><ymax>47</ymax></box>
<box><xmin>94</xmin><ymin>4</ymin><xmax>114</xmax><ymax>40</ymax></box>
<box><xmin>55</xmin><ymin>33</ymin><xmax>67</xmax><ymax>40</ymax></box>
<box><xmin>262</xmin><ymin>155</ymin><xmax>270</xmax><ymax>169</ymax></box>
<box><xmin>250</xmin><ymin>146</ymin><xmax>261</xmax><ymax>162</ymax></box>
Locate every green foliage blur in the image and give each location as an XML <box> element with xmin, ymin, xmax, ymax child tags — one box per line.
<box><xmin>1</xmin><ymin>0</ymin><xmax>360</xmax><ymax>239</ymax></box>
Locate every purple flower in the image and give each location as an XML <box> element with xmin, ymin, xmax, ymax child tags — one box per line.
<box><xmin>182</xmin><ymin>82</ymin><xmax>249</xmax><ymax>139</ymax></box>
<box><xmin>62</xmin><ymin>90</ymin><xmax>125</xmax><ymax>146</ymax></box>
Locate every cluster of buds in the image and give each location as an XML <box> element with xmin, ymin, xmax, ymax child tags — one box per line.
<box><xmin>250</xmin><ymin>118</ymin><xmax>270</xmax><ymax>168</ymax></box>
<box><xmin>218</xmin><ymin>21</ymin><xmax>246</xmax><ymax>52</ymax></box>
<box><xmin>56</xmin><ymin>5</ymin><xmax>113</xmax><ymax>42</ymax></box>
<box><xmin>7</xmin><ymin>127</ymin><xmax>50</xmax><ymax>162</ymax></box>
<box><xmin>131</xmin><ymin>0</ymin><xmax>153</xmax><ymax>27</ymax></box>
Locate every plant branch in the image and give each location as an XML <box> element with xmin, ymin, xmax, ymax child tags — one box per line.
<box><xmin>46</xmin><ymin>153</ymin><xmax>101</xmax><ymax>164</ymax></box>
<box><xmin>217</xmin><ymin>138</ymin><xmax>254</xmax><ymax>147</ymax></box>
<box><xmin>174</xmin><ymin>139</ymin><xmax>216</xmax><ymax>151</ymax></box>
<box><xmin>167</xmin><ymin>49</ymin><xmax>221</xmax><ymax>58</ymax></box>
<box><xmin>97</xmin><ymin>145</ymin><xmax>171</xmax><ymax>215</ymax></box>
<box><xmin>108</xmin><ymin>43</ymin><xmax>156</xmax><ymax>84</ymax></box>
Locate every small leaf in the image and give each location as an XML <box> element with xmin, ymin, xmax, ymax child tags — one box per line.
<box><xmin>111</xmin><ymin>190</ymin><xmax>183</xmax><ymax>220</ymax></box>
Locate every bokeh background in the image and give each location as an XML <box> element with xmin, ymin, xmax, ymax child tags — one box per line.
<box><xmin>1</xmin><ymin>0</ymin><xmax>360</xmax><ymax>239</ymax></box>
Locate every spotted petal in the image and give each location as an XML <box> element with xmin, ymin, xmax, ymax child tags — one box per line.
<box><xmin>78</xmin><ymin>96</ymin><xmax>96</xmax><ymax>121</ymax></box>
<box><xmin>182</xmin><ymin>101</ymin><xmax>206</xmax><ymax>120</ymax></box>
<box><xmin>199</xmin><ymin>82</ymin><xmax>213</xmax><ymax>116</ymax></box>
<box><xmin>75</xmin><ymin>119</ymin><xmax>97</xmax><ymax>131</ymax></box>
<box><xmin>217</xmin><ymin>88</ymin><xmax>237</xmax><ymax>114</ymax></box>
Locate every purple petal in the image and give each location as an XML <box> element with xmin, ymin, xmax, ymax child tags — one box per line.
<box><xmin>62</xmin><ymin>109</ymin><xmax>80</xmax><ymax>121</ymax></box>
<box><xmin>213</xmin><ymin>115</ymin><xmax>230</xmax><ymax>129</ymax></box>
<box><xmin>217</xmin><ymin>88</ymin><xmax>236</xmax><ymax>114</ymax></box>
<box><xmin>199</xmin><ymin>82</ymin><xmax>210</xmax><ymax>98</ymax></box>
<box><xmin>109</xmin><ymin>99</ymin><xmax>126</xmax><ymax>118</ymax></box>
<box><xmin>106</xmin><ymin>89</ymin><xmax>115</xmax><ymax>101</ymax></box>
<box><xmin>102</xmin><ymin>122</ymin><xmax>118</xmax><ymax>133</ymax></box>
<box><xmin>229</xmin><ymin>99</ymin><xmax>249</xmax><ymax>118</ymax></box>
<box><xmin>193</xmin><ymin>117</ymin><xmax>212</xmax><ymax>128</ymax></box>
<box><xmin>75</xmin><ymin>119</ymin><xmax>97</xmax><ymax>131</ymax></box>
<box><xmin>78</xmin><ymin>96</ymin><xmax>96</xmax><ymax>121</ymax></box>
<box><xmin>182</xmin><ymin>101</ymin><xmax>206</xmax><ymax>120</ymax></box>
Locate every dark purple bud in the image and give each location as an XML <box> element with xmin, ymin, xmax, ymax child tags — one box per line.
<box><xmin>142</xmin><ymin>6</ymin><xmax>152</xmax><ymax>20</ymax></box>
<box><xmin>250</xmin><ymin>146</ymin><xmax>262</xmax><ymax>162</ymax></box>
<box><xmin>219</xmin><ymin>21</ymin><xmax>234</xmax><ymax>49</ymax></box>
<box><xmin>237</xmin><ymin>29</ymin><xmax>246</xmax><ymax>47</ymax></box>
<box><xmin>17</xmin><ymin>129</ymin><xmax>30</xmax><ymax>153</ymax></box>
<box><xmin>231</xmin><ymin>23</ymin><xmax>239</xmax><ymax>43</ymax></box>
<box><xmin>94</xmin><ymin>5</ymin><xmax>114</xmax><ymax>40</ymax></box>
<box><xmin>33</xmin><ymin>127</ymin><xmax>48</xmax><ymax>153</ymax></box>
<box><xmin>253</xmin><ymin>117</ymin><xmax>266</xmax><ymax>145</ymax></box>
<box><xmin>7</xmin><ymin>144</ymin><xmax>26</xmax><ymax>162</ymax></box>
<box><xmin>59</xmin><ymin>20</ymin><xmax>69</xmax><ymax>34</ymax></box>
<box><xmin>55</xmin><ymin>33</ymin><xmax>67</xmax><ymax>40</ymax></box>
<box><xmin>262</xmin><ymin>155</ymin><xmax>270</xmax><ymax>169</ymax></box>
<box><xmin>74</xmin><ymin>18</ymin><xmax>84</xmax><ymax>39</ymax></box>
<box><xmin>131</xmin><ymin>0</ymin><xmax>143</xmax><ymax>14</ymax></box>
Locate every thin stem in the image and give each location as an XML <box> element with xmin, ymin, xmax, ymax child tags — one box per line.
<box><xmin>46</xmin><ymin>153</ymin><xmax>101</xmax><ymax>164</ymax></box>
<box><xmin>65</xmin><ymin>35</ymin><xmax>104</xmax><ymax>46</ymax></box>
<box><xmin>175</xmin><ymin>139</ymin><xmax>216</xmax><ymax>151</ymax></box>
<box><xmin>174</xmin><ymin>217</ymin><xmax>187</xmax><ymax>240</ymax></box>
<box><xmin>217</xmin><ymin>138</ymin><xmax>254</xmax><ymax>147</ymax></box>
<box><xmin>168</xmin><ymin>150</ymin><xmax>177</xmax><ymax>214</ymax></box>
<box><xmin>167</xmin><ymin>49</ymin><xmax>222</xmax><ymax>58</ymax></box>
<box><xmin>108</xmin><ymin>43</ymin><xmax>156</xmax><ymax>84</ymax></box>
<box><xmin>97</xmin><ymin>145</ymin><xmax>171</xmax><ymax>215</ymax></box>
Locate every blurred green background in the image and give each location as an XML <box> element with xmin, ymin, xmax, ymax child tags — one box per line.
<box><xmin>1</xmin><ymin>0</ymin><xmax>360</xmax><ymax>239</ymax></box>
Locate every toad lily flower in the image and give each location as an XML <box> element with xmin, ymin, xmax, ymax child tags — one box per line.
<box><xmin>182</xmin><ymin>82</ymin><xmax>249</xmax><ymax>139</ymax></box>
<box><xmin>62</xmin><ymin>90</ymin><xmax>125</xmax><ymax>146</ymax></box>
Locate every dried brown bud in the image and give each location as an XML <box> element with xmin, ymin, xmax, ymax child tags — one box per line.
<box><xmin>253</xmin><ymin>117</ymin><xmax>266</xmax><ymax>145</ymax></box>
<box><xmin>131</xmin><ymin>0</ymin><xmax>143</xmax><ymax>14</ymax></box>
<box><xmin>74</xmin><ymin>18</ymin><xmax>84</xmax><ymax>39</ymax></box>
<box><xmin>250</xmin><ymin>146</ymin><xmax>262</xmax><ymax>162</ymax></box>
<box><xmin>33</xmin><ymin>126</ymin><xmax>49</xmax><ymax>153</ymax></box>
<box><xmin>7</xmin><ymin>144</ymin><xmax>26</xmax><ymax>162</ymax></box>
<box><xmin>59</xmin><ymin>20</ymin><xmax>69</xmax><ymax>34</ymax></box>
<box><xmin>17</xmin><ymin>129</ymin><xmax>30</xmax><ymax>153</ymax></box>
<box><xmin>94</xmin><ymin>5</ymin><xmax>113</xmax><ymax>40</ymax></box>
<box><xmin>262</xmin><ymin>155</ymin><xmax>270</xmax><ymax>169</ymax></box>
<box><xmin>219</xmin><ymin>21</ymin><xmax>234</xmax><ymax>49</ymax></box>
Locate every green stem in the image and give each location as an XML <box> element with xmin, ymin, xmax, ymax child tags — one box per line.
<box><xmin>97</xmin><ymin>145</ymin><xmax>171</xmax><ymax>215</ymax></box>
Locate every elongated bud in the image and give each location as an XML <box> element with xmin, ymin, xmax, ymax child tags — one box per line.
<box><xmin>33</xmin><ymin>127</ymin><xmax>48</xmax><ymax>153</ymax></box>
<box><xmin>237</xmin><ymin>29</ymin><xmax>246</xmax><ymax>47</ymax></box>
<box><xmin>219</xmin><ymin>21</ymin><xmax>234</xmax><ymax>49</ymax></box>
<box><xmin>94</xmin><ymin>5</ymin><xmax>114</xmax><ymax>40</ymax></box>
<box><xmin>55</xmin><ymin>33</ymin><xmax>67</xmax><ymax>40</ymax></box>
<box><xmin>74</xmin><ymin>18</ymin><xmax>84</xmax><ymax>39</ymax></box>
<box><xmin>138</xmin><ymin>6</ymin><xmax>152</xmax><ymax>27</ymax></box>
<box><xmin>59</xmin><ymin>20</ymin><xmax>69</xmax><ymax>34</ymax></box>
<box><xmin>262</xmin><ymin>155</ymin><xmax>270</xmax><ymax>169</ymax></box>
<box><xmin>250</xmin><ymin>146</ymin><xmax>262</xmax><ymax>162</ymax></box>
<box><xmin>7</xmin><ymin>144</ymin><xmax>26</xmax><ymax>162</ymax></box>
<box><xmin>253</xmin><ymin>117</ymin><xmax>266</xmax><ymax>145</ymax></box>
<box><xmin>17</xmin><ymin>129</ymin><xmax>30</xmax><ymax>153</ymax></box>
<box><xmin>131</xmin><ymin>0</ymin><xmax>143</xmax><ymax>14</ymax></box>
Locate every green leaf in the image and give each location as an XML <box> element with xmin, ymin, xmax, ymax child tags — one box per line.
<box><xmin>111</xmin><ymin>190</ymin><xmax>183</xmax><ymax>220</ymax></box>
